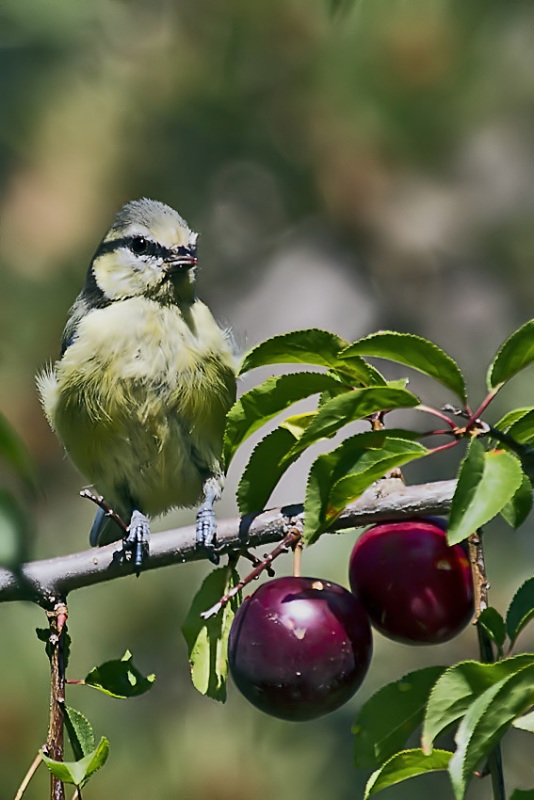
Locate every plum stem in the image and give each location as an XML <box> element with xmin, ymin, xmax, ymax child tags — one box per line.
<box><xmin>293</xmin><ymin>539</ymin><xmax>303</xmax><ymax>578</ymax></box>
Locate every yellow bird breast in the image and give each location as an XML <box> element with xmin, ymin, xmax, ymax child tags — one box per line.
<box><xmin>38</xmin><ymin>296</ymin><xmax>237</xmax><ymax>517</ymax></box>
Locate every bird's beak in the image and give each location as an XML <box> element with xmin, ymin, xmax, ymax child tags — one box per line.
<box><xmin>163</xmin><ymin>250</ymin><xmax>198</xmax><ymax>274</ymax></box>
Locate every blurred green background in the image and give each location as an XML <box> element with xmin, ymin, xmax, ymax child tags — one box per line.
<box><xmin>1</xmin><ymin>0</ymin><xmax>534</xmax><ymax>797</ymax></box>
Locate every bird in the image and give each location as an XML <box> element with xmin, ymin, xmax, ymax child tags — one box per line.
<box><xmin>37</xmin><ymin>198</ymin><xmax>237</xmax><ymax>570</ymax></box>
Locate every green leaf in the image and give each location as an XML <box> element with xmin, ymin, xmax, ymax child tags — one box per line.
<box><xmin>448</xmin><ymin>440</ymin><xmax>523</xmax><ymax>545</ymax></box>
<box><xmin>237</xmin><ymin>412</ymin><xmax>317</xmax><ymax>514</ymax></box>
<box><xmin>352</xmin><ymin>666</ymin><xmax>446</xmax><ymax>769</ymax></box>
<box><xmin>303</xmin><ymin>432</ymin><xmax>426</xmax><ymax>544</ymax></box>
<box><xmin>280</xmin><ymin>411</ymin><xmax>316</xmax><ymax>438</ymax></box>
<box><xmin>513</xmin><ymin>710</ymin><xmax>534</xmax><ymax>733</ymax></box>
<box><xmin>237</xmin><ymin>427</ymin><xmax>298</xmax><ymax>514</ymax></box>
<box><xmin>303</xmin><ymin>449</ymin><xmax>339</xmax><ymax>547</ymax></box>
<box><xmin>239</xmin><ymin>329</ymin><xmax>350</xmax><ymax>374</ymax></box>
<box><xmin>364</xmin><ymin>749</ymin><xmax>452</xmax><ymax>800</ymax></box>
<box><xmin>84</xmin><ymin>650</ymin><xmax>155</xmax><ymax>698</ymax></box>
<box><xmin>0</xmin><ymin>411</ymin><xmax>37</xmax><ymax>489</ymax></box>
<box><xmin>477</xmin><ymin>608</ymin><xmax>506</xmax><ymax>658</ymax></box>
<box><xmin>41</xmin><ymin>737</ymin><xmax>109</xmax><ymax>787</ymax></box>
<box><xmin>341</xmin><ymin>331</ymin><xmax>466</xmax><ymax>402</ymax></box>
<box><xmin>501</xmin><ymin>474</ymin><xmax>533</xmax><ymax>529</ymax></box>
<box><xmin>223</xmin><ymin>372</ymin><xmax>342</xmax><ymax>468</ymax></box>
<box><xmin>64</xmin><ymin>707</ymin><xmax>95</xmax><ymax>760</ymax></box>
<box><xmin>0</xmin><ymin>489</ymin><xmax>29</xmax><ymax>567</ymax></box>
<box><xmin>326</xmin><ymin>439</ymin><xmax>427</xmax><ymax>525</ymax></box>
<box><xmin>238</xmin><ymin>329</ymin><xmax>386</xmax><ymax>387</ymax></box>
<box><xmin>422</xmin><ymin>655</ymin><xmax>534</xmax><ymax>752</ymax></box>
<box><xmin>493</xmin><ymin>407</ymin><xmax>534</xmax><ymax>435</ymax></box>
<box><xmin>488</xmin><ymin>320</ymin><xmax>534</xmax><ymax>389</ymax></box>
<box><xmin>449</xmin><ymin>664</ymin><xmax>534</xmax><ymax>800</ymax></box>
<box><xmin>283</xmin><ymin>386</ymin><xmax>420</xmax><ymax>465</ymax></box>
<box><xmin>510</xmin><ymin>791</ymin><xmax>534</xmax><ymax>800</ymax></box>
<box><xmin>507</xmin><ymin>577</ymin><xmax>534</xmax><ymax>647</ymax></box>
<box><xmin>332</xmin><ymin>356</ymin><xmax>387</xmax><ymax>387</ymax></box>
<box><xmin>181</xmin><ymin>567</ymin><xmax>239</xmax><ymax>702</ymax></box>
<box><xmin>506</xmin><ymin>410</ymin><xmax>534</xmax><ymax>444</ymax></box>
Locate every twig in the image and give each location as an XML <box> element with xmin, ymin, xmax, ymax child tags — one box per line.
<box><xmin>464</xmin><ymin>389</ymin><xmax>500</xmax><ymax>434</ymax></box>
<box><xmin>13</xmin><ymin>752</ymin><xmax>42</xmax><ymax>800</ymax></box>
<box><xmin>201</xmin><ymin>527</ymin><xmax>302</xmax><ymax>618</ymax></box>
<box><xmin>0</xmin><ymin>479</ymin><xmax>461</xmax><ymax>605</ymax></box>
<box><xmin>468</xmin><ymin>531</ymin><xmax>489</xmax><ymax>624</ymax></box>
<box><xmin>79</xmin><ymin>490</ymin><xmax>128</xmax><ymax>534</ymax></box>
<box><xmin>416</xmin><ymin>404</ymin><xmax>458</xmax><ymax>429</ymax></box>
<box><xmin>45</xmin><ymin>602</ymin><xmax>68</xmax><ymax>800</ymax></box>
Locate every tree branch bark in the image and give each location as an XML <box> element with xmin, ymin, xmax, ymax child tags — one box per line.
<box><xmin>0</xmin><ymin>478</ymin><xmax>456</xmax><ymax>605</ymax></box>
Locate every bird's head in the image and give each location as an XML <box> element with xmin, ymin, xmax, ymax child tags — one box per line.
<box><xmin>88</xmin><ymin>198</ymin><xmax>199</xmax><ymax>305</ymax></box>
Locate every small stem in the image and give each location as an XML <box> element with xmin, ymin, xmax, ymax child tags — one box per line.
<box><xmin>468</xmin><ymin>531</ymin><xmax>506</xmax><ymax>800</ymax></box>
<box><xmin>416</xmin><ymin>404</ymin><xmax>457</xmax><ymax>429</ymax></box>
<box><xmin>45</xmin><ymin>602</ymin><xmax>68</xmax><ymax>800</ymax></box>
<box><xmin>427</xmin><ymin>440</ymin><xmax>460</xmax><ymax>457</ymax></box>
<box><xmin>202</xmin><ymin>527</ymin><xmax>302</xmax><ymax>618</ymax></box>
<box><xmin>14</xmin><ymin>752</ymin><xmax>43</xmax><ymax>800</ymax></box>
<box><xmin>464</xmin><ymin>389</ymin><xmax>500</xmax><ymax>434</ymax></box>
<box><xmin>79</xmin><ymin>490</ymin><xmax>128</xmax><ymax>534</ymax></box>
<box><xmin>418</xmin><ymin>429</ymin><xmax>459</xmax><ymax>439</ymax></box>
<box><xmin>293</xmin><ymin>540</ymin><xmax>303</xmax><ymax>578</ymax></box>
<box><xmin>468</xmin><ymin>531</ymin><xmax>490</xmax><ymax>624</ymax></box>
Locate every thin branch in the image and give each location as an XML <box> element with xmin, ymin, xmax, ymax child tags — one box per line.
<box><xmin>0</xmin><ymin>478</ymin><xmax>458</xmax><ymax>605</ymax></box>
<box><xmin>468</xmin><ymin>530</ymin><xmax>490</xmax><ymax>625</ymax></box>
<box><xmin>202</xmin><ymin>527</ymin><xmax>302</xmax><ymax>618</ymax></box>
<box><xmin>45</xmin><ymin>602</ymin><xmax>68</xmax><ymax>800</ymax></box>
<box><xmin>416</xmin><ymin>404</ymin><xmax>457</xmax><ymax>429</ymax></box>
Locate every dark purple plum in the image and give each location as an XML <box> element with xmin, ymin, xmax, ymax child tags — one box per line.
<box><xmin>228</xmin><ymin>576</ymin><xmax>372</xmax><ymax>721</ymax></box>
<box><xmin>349</xmin><ymin>519</ymin><xmax>474</xmax><ymax>645</ymax></box>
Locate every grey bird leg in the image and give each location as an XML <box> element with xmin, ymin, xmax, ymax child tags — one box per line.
<box><xmin>124</xmin><ymin>510</ymin><xmax>151</xmax><ymax>574</ymax></box>
<box><xmin>196</xmin><ymin>477</ymin><xmax>222</xmax><ymax>564</ymax></box>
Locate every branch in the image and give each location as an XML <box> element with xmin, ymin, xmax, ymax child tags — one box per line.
<box><xmin>44</xmin><ymin>602</ymin><xmax>68</xmax><ymax>800</ymax></box>
<box><xmin>0</xmin><ymin>478</ymin><xmax>456</xmax><ymax>604</ymax></box>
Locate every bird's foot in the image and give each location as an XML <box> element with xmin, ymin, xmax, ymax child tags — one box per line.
<box><xmin>123</xmin><ymin>510</ymin><xmax>150</xmax><ymax>574</ymax></box>
<box><xmin>196</xmin><ymin>504</ymin><xmax>220</xmax><ymax>565</ymax></box>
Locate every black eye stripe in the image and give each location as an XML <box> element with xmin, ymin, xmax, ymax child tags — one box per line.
<box><xmin>93</xmin><ymin>236</ymin><xmax>195</xmax><ymax>261</ymax></box>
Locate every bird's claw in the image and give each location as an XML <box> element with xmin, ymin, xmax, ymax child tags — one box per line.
<box><xmin>196</xmin><ymin>505</ymin><xmax>220</xmax><ymax>564</ymax></box>
<box><xmin>123</xmin><ymin>510</ymin><xmax>150</xmax><ymax>574</ymax></box>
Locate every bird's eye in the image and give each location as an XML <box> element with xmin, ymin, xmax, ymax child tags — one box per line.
<box><xmin>131</xmin><ymin>236</ymin><xmax>149</xmax><ymax>255</ymax></box>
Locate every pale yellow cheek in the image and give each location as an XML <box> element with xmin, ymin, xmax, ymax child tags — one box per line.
<box><xmin>92</xmin><ymin>252</ymin><xmax>163</xmax><ymax>300</ymax></box>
